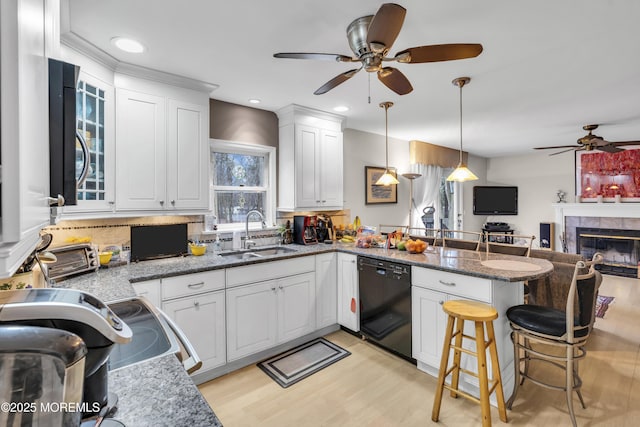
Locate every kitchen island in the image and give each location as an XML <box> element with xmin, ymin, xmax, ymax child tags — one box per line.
<box><xmin>53</xmin><ymin>243</ymin><xmax>552</xmax><ymax>424</ymax></box>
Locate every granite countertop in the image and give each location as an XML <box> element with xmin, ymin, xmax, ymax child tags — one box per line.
<box><xmin>52</xmin><ymin>242</ymin><xmax>552</xmax><ymax>427</ymax></box>
<box><xmin>108</xmin><ymin>355</ymin><xmax>222</xmax><ymax>427</ymax></box>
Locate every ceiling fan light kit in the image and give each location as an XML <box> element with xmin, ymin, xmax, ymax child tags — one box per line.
<box><xmin>274</xmin><ymin>3</ymin><xmax>483</xmax><ymax>96</ymax></box>
<box><xmin>447</xmin><ymin>77</ymin><xmax>479</xmax><ymax>182</ymax></box>
<box><xmin>376</xmin><ymin>101</ymin><xmax>400</xmax><ymax>186</ymax></box>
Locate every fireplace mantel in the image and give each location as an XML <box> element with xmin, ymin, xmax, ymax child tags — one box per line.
<box><xmin>553</xmin><ymin>203</ymin><xmax>640</xmax><ymax>253</ymax></box>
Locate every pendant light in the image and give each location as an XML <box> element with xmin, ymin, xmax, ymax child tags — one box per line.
<box><xmin>376</xmin><ymin>101</ymin><xmax>400</xmax><ymax>186</ymax></box>
<box><xmin>446</xmin><ymin>77</ymin><xmax>478</xmax><ymax>182</ymax></box>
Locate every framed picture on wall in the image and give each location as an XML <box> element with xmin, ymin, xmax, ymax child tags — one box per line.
<box><xmin>365</xmin><ymin>166</ymin><xmax>398</xmax><ymax>204</ymax></box>
<box><xmin>575</xmin><ymin>147</ymin><xmax>640</xmax><ymax>202</ymax></box>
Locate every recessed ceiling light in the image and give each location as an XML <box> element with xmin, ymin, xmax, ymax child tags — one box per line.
<box><xmin>333</xmin><ymin>105</ymin><xmax>349</xmax><ymax>112</ymax></box>
<box><xmin>248</xmin><ymin>99</ymin><xmax>261</xmax><ymax>104</ymax></box>
<box><xmin>111</xmin><ymin>37</ymin><xmax>145</xmax><ymax>53</ymax></box>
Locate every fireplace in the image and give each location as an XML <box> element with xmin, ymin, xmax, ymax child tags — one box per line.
<box><xmin>576</xmin><ymin>227</ymin><xmax>640</xmax><ymax>277</ymax></box>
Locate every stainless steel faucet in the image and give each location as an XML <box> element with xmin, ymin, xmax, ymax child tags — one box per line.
<box><xmin>244</xmin><ymin>210</ymin><xmax>266</xmax><ymax>249</ymax></box>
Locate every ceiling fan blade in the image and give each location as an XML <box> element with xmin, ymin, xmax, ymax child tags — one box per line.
<box><xmin>314</xmin><ymin>68</ymin><xmax>361</xmax><ymax>95</ymax></box>
<box><xmin>534</xmin><ymin>145</ymin><xmax>580</xmax><ymax>150</ymax></box>
<box><xmin>549</xmin><ymin>147</ymin><xmax>580</xmax><ymax>156</ymax></box>
<box><xmin>377</xmin><ymin>67</ymin><xmax>413</xmax><ymax>95</ymax></box>
<box><xmin>394</xmin><ymin>43</ymin><xmax>483</xmax><ymax>63</ymax></box>
<box><xmin>597</xmin><ymin>144</ymin><xmax>625</xmax><ymax>154</ymax></box>
<box><xmin>274</xmin><ymin>52</ymin><xmax>353</xmax><ymax>62</ymax></box>
<box><xmin>366</xmin><ymin>3</ymin><xmax>406</xmax><ymax>53</ymax></box>
<box><xmin>608</xmin><ymin>140</ymin><xmax>640</xmax><ymax>146</ymax></box>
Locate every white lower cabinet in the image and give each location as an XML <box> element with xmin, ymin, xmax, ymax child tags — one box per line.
<box><xmin>161</xmin><ymin>270</ymin><xmax>226</xmax><ymax>372</ymax></box>
<box><xmin>315</xmin><ymin>253</ymin><xmax>337</xmax><ymax>329</ymax></box>
<box><xmin>226</xmin><ymin>272</ymin><xmax>316</xmax><ymax>361</ymax></box>
<box><xmin>131</xmin><ymin>279</ymin><xmax>161</xmax><ymax>307</ymax></box>
<box><xmin>163</xmin><ymin>290</ymin><xmax>226</xmax><ymax>371</ymax></box>
<box><xmin>337</xmin><ymin>253</ymin><xmax>359</xmax><ymax>332</ymax></box>
<box><xmin>411</xmin><ymin>266</ymin><xmax>523</xmax><ymax>401</ymax></box>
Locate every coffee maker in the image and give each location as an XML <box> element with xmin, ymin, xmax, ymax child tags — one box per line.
<box><xmin>0</xmin><ymin>289</ymin><xmax>132</xmax><ymax>425</ymax></box>
<box><xmin>293</xmin><ymin>215</ymin><xmax>318</xmax><ymax>245</ymax></box>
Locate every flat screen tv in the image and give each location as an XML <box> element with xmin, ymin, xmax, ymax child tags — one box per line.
<box><xmin>473</xmin><ymin>186</ymin><xmax>518</xmax><ymax>215</ymax></box>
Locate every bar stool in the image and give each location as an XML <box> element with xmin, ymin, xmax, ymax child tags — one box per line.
<box><xmin>432</xmin><ymin>300</ymin><xmax>508</xmax><ymax>427</ymax></box>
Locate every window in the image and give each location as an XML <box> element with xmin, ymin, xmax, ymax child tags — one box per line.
<box><xmin>210</xmin><ymin>140</ymin><xmax>276</xmax><ymax>229</ymax></box>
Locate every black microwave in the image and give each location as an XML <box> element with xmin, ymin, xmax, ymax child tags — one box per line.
<box><xmin>48</xmin><ymin>58</ymin><xmax>87</xmax><ymax>206</ymax></box>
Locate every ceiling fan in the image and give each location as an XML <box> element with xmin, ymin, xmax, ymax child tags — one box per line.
<box><xmin>534</xmin><ymin>124</ymin><xmax>640</xmax><ymax>156</ymax></box>
<box><xmin>273</xmin><ymin>3</ymin><xmax>483</xmax><ymax>96</ymax></box>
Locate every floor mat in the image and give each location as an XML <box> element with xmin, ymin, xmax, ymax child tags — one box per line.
<box><xmin>257</xmin><ymin>338</ymin><xmax>350</xmax><ymax>388</ymax></box>
<box><xmin>596</xmin><ymin>295</ymin><xmax>615</xmax><ymax>318</ymax></box>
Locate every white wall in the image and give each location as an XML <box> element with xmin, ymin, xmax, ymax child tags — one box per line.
<box><xmin>343</xmin><ymin>128</ymin><xmax>411</xmax><ymax>228</ymax></box>
<box><xmin>485</xmin><ymin>150</ymin><xmax>575</xmax><ymax>244</ymax></box>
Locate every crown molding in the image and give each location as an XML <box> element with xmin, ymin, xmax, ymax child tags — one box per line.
<box><xmin>61</xmin><ymin>31</ymin><xmax>218</xmax><ymax>95</ymax></box>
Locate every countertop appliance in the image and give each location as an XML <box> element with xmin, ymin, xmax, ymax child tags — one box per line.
<box><xmin>49</xmin><ymin>58</ymin><xmax>88</xmax><ymax>206</ymax></box>
<box><xmin>293</xmin><ymin>215</ymin><xmax>318</xmax><ymax>245</ymax></box>
<box><xmin>131</xmin><ymin>223</ymin><xmax>188</xmax><ymax>262</ymax></box>
<box><xmin>0</xmin><ymin>325</ymin><xmax>87</xmax><ymax>426</ymax></box>
<box><xmin>0</xmin><ymin>288</ymin><xmax>132</xmax><ymax>424</ymax></box>
<box><xmin>107</xmin><ymin>296</ymin><xmax>202</xmax><ymax>374</ymax></box>
<box><xmin>358</xmin><ymin>256</ymin><xmax>413</xmax><ymax>362</ymax></box>
<box><xmin>48</xmin><ymin>243</ymin><xmax>99</xmax><ymax>281</ymax></box>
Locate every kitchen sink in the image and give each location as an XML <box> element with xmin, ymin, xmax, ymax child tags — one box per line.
<box><xmin>218</xmin><ymin>246</ymin><xmax>297</xmax><ymax>260</ymax></box>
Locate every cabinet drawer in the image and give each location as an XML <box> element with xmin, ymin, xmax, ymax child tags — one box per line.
<box><xmin>226</xmin><ymin>256</ymin><xmax>315</xmax><ymax>288</ymax></box>
<box><xmin>411</xmin><ymin>267</ymin><xmax>492</xmax><ymax>303</ymax></box>
<box><xmin>162</xmin><ymin>270</ymin><xmax>225</xmax><ymax>300</ymax></box>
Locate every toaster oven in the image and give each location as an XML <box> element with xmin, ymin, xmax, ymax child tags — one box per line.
<box><xmin>48</xmin><ymin>243</ymin><xmax>99</xmax><ymax>281</ymax></box>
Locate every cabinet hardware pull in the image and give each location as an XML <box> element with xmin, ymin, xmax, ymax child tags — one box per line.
<box><xmin>159</xmin><ymin>200</ymin><xmax>165</xmax><ymax>205</ymax></box>
<box><xmin>438</xmin><ymin>280</ymin><xmax>456</xmax><ymax>286</ymax></box>
<box><xmin>194</xmin><ymin>301</ymin><xmax>200</xmax><ymax>307</ymax></box>
<box><xmin>278</xmin><ymin>285</ymin><xmax>283</xmax><ymax>290</ymax></box>
<box><xmin>271</xmin><ymin>287</ymin><xmax>276</xmax><ymax>292</ymax></box>
<box><xmin>171</xmin><ymin>200</ymin><xmax>175</xmax><ymax>205</ymax></box>
<box><xmin>188</xmin><ymin>282</ymin><xmax>205</xmax><ymax>288</ymax></box>
<box><xmin>439</xmin><ymin>300</ymin><xmax>444</xmax><ymax>305</ymax></box>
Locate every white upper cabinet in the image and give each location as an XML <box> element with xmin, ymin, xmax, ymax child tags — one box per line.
<box><xmin>115</xmin><ymin>75</ymin><xmax>209</xmax><ymax>212</ymax></box>
<box><xmin>0</xmin><ymin>0</ymin><xmax>56</xmax><ymax>277</ymax></box>
<box><xmin>277</xmin><ymin>105</ymin><xmax>344</xmax><ymax>211</ymax></box>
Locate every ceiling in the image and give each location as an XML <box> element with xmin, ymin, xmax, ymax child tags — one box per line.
<box><xmin>63</xmin><ymin>0</ymin><xmax>640</xmax><ymax>158</ymax></box>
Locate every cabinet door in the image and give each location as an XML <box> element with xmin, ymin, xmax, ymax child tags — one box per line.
<box><xmin>315</xmin><ymin>253</ymin><xmax>337</xmax><ymax>329</ymax></box>
<box><xmin>166</xmin><ymin>99</ymin><xmax>209</xmax><ymax>210</ymax></box>
<box><xmin>115</xmin><ymin>88</ymin><xmax>166</xmax><ymax>210</ymax></box>
<box><xmin>411</xmin><ymin>286</ymin><xmax>448</xmax><ymax>366</ymax></box>
<box><xmin>226</xmin><ymin>281</ymin><xmax>277</xmax><ymax>361</ymax></box>
<box><xmin>131</xmin><ymin>279</ymin><xmax>161</xmax><ymax>307</ymax></box>
<box><xmin>294</xmin><ymin>124</ymin><xmax>320</xmax><ymax>208</ymax></box>
<box><xmin>163</xmin><ymin>290</ymin><xmax>226</xmax><ymax>371</ymax></box>
<box><xmin>319</xmin><ymin>129</ymin><xmax>343</xmax><ymax>208</ymax></box>
<box><xmin>337</xmin><ymin>253</ymin><xmax>359</xmax><ymax>332</ymax></box>
<box><xmin>277</xmin><ymin>272</ymin><xmax>316</xmax><ymax>343</ymax></box>
<box><xmin>70</xmin><ymin>71</ymin><xmax>115</xmax><ymax>212</ymax></box>
<box><xmin>0</xmin><ymin>0</ymin><xmax>50</xmax><ymax>246</ymax></box>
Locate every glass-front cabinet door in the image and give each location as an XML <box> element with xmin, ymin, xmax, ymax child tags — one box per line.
<box><xmin>66</xmin><ymin>72</ymin><xmax>115</xmax><ymax>213</ymax></box>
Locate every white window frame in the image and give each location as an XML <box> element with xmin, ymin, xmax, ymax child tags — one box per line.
<box><xmin>209</xmin><ymin>139</ymin><xmax>276</xmax><ymax>231</ymax></box>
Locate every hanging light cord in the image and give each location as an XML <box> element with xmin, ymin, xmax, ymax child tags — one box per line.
<box><xmin>385</xmin><ymin>104</ymin><xmax>390</xmax><ymax>169</ymax></box>
<box><xmin>458</xmin><ymin>81</ymin><xmax>464</xmax><ymax>165</ymax></box>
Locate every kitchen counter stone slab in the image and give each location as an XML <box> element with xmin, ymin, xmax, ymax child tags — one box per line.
<box><xmin>108</xmin><ymin>354</ymin><xmax>222</xmax><ymax>427</ymax></box>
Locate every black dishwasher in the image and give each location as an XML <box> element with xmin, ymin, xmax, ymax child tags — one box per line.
<box><xmin>358</xmin><ymin>256</ymin><xmax>413</xmax><ymax>362</ymax></box>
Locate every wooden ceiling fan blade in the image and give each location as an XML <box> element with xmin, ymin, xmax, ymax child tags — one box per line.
<box><xmin>377</xmin><ymin>67</ymin><xmax>413</xmax><ymax>95</ymax></box>
<box><xmin>366</xmin><ymin>3</ymin><xmax>406</xmax><ymax>53</ymax></box>
<box><xmin>549</xmin><ymin>147</ymin><xmax>580</xmax><ymax>156</ymax></box>
<box><xmin>597</xmin><ymin>144</ymin><xmax>625</xmax><ymax>154</ymax></box>
<box><xmin>314</xmin><ymin>68</ymin><xmax>360</xmax><ymax>95</ymax></box>
<box><xmin>273</xmin><ymin>52</ymin><xmax>353</xmax><ymax>62</ymax></box>
<box><xmin>534</xmin><ymin>145</ymin><xmax>580</xmax><ymax>150</ymax></box>
<box><xmin>609</xmin><ymin>140</ymin><xmax>640</xmax><ymax>146</ymax></box>
<box><xmin>394</xmin><ymin>44</ymin><xmax>483</xmax><ymax>63</ymax></box>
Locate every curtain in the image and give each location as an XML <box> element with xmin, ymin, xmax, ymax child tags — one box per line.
<box><xmin>409</xmin><ymin>163</ymin><xmax>443</xmax><ymax>230</ymax></box>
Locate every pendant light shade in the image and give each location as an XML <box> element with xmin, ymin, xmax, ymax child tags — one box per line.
<box><xmin>446</xmin><ymin>77</ymin><xmax>478</xmax><ymax>182</ymax></box>
<box><xmin>376</xmin><ymin>101</ymin><xmax>400</xmax><ymax>186</ymax></box>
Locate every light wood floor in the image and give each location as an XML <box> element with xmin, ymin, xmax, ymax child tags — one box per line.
<box><xmin>199</xmin><ymin>275</ymin><xmax>640</xmax><ymax>426</ymax></box>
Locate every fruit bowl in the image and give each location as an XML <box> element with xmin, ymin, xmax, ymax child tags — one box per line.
<box><xmin>405</xmin><ymin>239</ymin><xmax>427</xmax><ymax>254</ymax></box>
